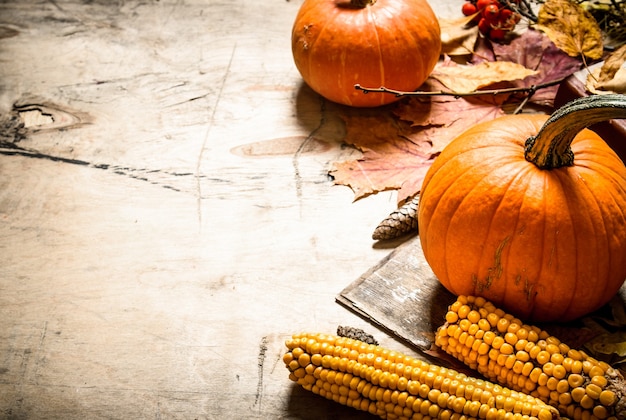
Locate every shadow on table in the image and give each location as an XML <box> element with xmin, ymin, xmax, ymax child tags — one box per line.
<box><xmin>285</xmin><ymin>383</ymin><xmax>380</xmax><ymax>420</ymax></box>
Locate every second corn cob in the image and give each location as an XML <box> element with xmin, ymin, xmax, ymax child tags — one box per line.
<box><xmin>435</xmin><ymin>295</ymin><xmax>626</xmax><ymax>420</ymax></box>
<box><xmin>284</xmin><ymin>331</ymin><xmax>560</xmax><ymax>420</ymax></box>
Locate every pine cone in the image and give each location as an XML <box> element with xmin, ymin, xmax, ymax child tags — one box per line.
<box><xmin>372</xmin><ymin>194</ymin><xmax>419</xmax><ymax>241</ymax></box>
<box><xmin>336</xmin><ymin>326</ymin><xmax>378</xmax><ymax>345</ymax></box>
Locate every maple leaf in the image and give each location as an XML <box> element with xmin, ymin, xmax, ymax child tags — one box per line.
<box><xmin>491</xmin><ymin>29</ymin><xmax>582</xmax><ymax>106</ymax></box>
<box><xmin>535</xmin><ymin>0</ymin><xmax>603</xmax><ymax>60</ymax></box>
<box><xmin>429</xmin><ymin>60</ymin><xmax>538</xmax><ymax>93</ymax></box>
<box><xmin>329</xmin><ymin>112</ymin><xmax>433</xmax><ymax>203</ymax></box>
<box><xmin>330</xmin><ymin>94</ymin><xmax>505</xmax><ymax>204</ymax></box>
<box><xmin>394</xmin><ymin>95</ymin><xmax>506</xmax><ymax>154</ymax></box>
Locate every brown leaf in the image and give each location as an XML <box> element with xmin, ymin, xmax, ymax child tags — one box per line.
<box><xmin>586</xmin><ymin>45</ymin><xmax>626</xmax><ymax>94</ymax></box>
<box><xmin>330</xmin><ymin>112</ymin><xmax>433</xmax><ymax>203</ymax></box>
<box><xmin>492</xmin><ymin>29</ymin><xmax>582</xmax><ymax>106</ymax></box>
<box><xmin>598</xmin><ymin>44</ymin><xmax>626</xmax><ymax>83</ymax></box>
<box><xmin>597</xmin><ymin>70</ymin><xmax>626</xmax><ymax>94</ymax></box>
<box><xmin>429</xmin><ymin>60</ymin><xmax>538</xmax><ymax>93</ymax></box>
<box><xmin>588</xmin><ymin>66</ymin><xmax>626</xmax><ymax>94</ymax></box>
<box><xmin>394</xmin><ymin>96</ymin><xmax>506</xmax><ymax>154</ymax></box>
<box><xmin>330</xmin><ymin>95</ymin><xmax>505</xmax><ymax>204</ymax></box>
<box><xmin>535</xmin><ymin>0</ymin><xmax>603</xmax><ymax>60</ymax></box>
<box><xmin>439</xmin><ymin>15</ymin><xmax>480</xmax><ymax>56</ymax></box>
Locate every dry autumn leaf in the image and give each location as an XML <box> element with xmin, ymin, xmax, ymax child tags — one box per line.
<box><xmin>330</xmin><ymin>112</ymin><xmax>433</xmax><ymax>203</ymax></box>
<box><xmin>492</xmin><ymin>29</ymin><xmax>582</xmax><ymax>106</ymax></box>
<box><xmin>598</xmin><ymin>44</ymin><xmax>626</xmax><ymax>83</ymax></box>
<box><xmin>394</xmin><ymin>95</ymin><xmax>506</xmax><ymax>154</ymax></box>
<box><xmin>597</xmin><ymin>71</ymin><xmax>626</xmax><ymax>94</ymax></box>
<box><xmin>535</xmin><ymin>0</ymin><xmax>603</xmax><ymax>60</ymax></box>
<box><xmin>586</xmin><ymin>45</ymin><xmax>626</xmax><ymax>94</ymax></box>
<box><xmin>429</xmin><ymin>60</ymin><xmax>538</xmax><ymax>93</ymax></box>
<box><xmin>439</xmin><ymin>15</ymin><xmax>480</xmax><ymax>56</ymax></box>
<box><xmin>330</xmin><ymin>93</ymin><xmax>505</xmax><ymax>204</ymax></box>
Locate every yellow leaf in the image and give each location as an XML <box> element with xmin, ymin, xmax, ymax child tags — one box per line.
<box><xmin>439</xmin><ymin>15</ymin><xmax>479</xmax><ymax>56</ymax></box>
<box><xmin>586</xmin><ymin>46</ymin><xmax>626</xmax><ymax>94</ymax></box>
<box><xmin>595</xmin><ymin>68</ymin><xmax>626</xmax><ymax>94</ymax></box>
<box><xmin>429</xmin><ymin>61</ymin><xmax>538</xmax><ymax>93</ymax></box>
<box><xmin>535</xmin><ymin>0</ymin><xmax>603</xmax><ymax>60</ymax></box>
<box><xmin>598</xmin><ymin>44</ymin><xmax>626</xmax><ymax>83</ymax></box>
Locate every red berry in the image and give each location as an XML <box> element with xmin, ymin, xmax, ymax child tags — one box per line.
<box><xmin>477</xmin><ymin>17</ymin><xmax>491</xmax><ymax>34</ymax></box>
<box><xmin>490</xmin><ymin>28</ymin><xmax>507</xmax><ymax>41</ymax></box>
<box><xmin>477</xmin><ymin>0</ymin><xmax>498</xmax><ymax>11</ymax></box>
<box><xmin>462</xmin><ymin>2</ymin><xmax>478</xmax><ymax>16</ymax></box>
<box><xmin>483</xmin><ymin>4</ymin><xmax>500</xmax><ymax>21</ymax></box>
<box><xmin>499</xmin><ymin>8</ymin><xmax>513</xmax><ymax>20</ymax></box>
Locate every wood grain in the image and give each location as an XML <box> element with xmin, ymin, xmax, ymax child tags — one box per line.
<box><xmin>337</xmin><ymin>237</ymin><xmax>454</xmax><ymax>352</ymax></box>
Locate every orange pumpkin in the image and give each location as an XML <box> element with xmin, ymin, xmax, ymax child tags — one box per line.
<box><xmin>418</xmin><ymin>94</ymin><xmax>626</xmax><ymax>322</ymax></box>
<box><xmin>291</xmin><ymin>0</ymin><xmax>441</xmax><ymax>107</ymax></box>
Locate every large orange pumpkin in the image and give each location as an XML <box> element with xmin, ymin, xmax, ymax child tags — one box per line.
<box><xmin>418</xmin><ymin>94</ymin><xmax>626</xmax><ymax>322</ymax></box>
<box><xmin>291</xmin><ymin>0</ymin><xmax>441</xmax><ymax>107</ymax></box>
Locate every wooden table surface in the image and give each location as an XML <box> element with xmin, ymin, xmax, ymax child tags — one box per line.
<box><xmin>0</xmin><ymin>1</ymin><xmax>461</xmax><ymax>418</ymax></box>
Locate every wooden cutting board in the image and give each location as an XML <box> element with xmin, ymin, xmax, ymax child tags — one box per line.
<box><xmin>336</xmin><ymin>235</ymin><xmax>454</xmax><ymax>352</ymax></box>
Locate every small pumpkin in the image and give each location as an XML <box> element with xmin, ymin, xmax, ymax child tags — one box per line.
<box><xmin>291</xmin><ymin>0</ymin><xmax>441</xmax><ymax>107</ymax></box>
<box><xmin>418</xmin><ymin>94</ymin><xmax>626</xmax><ymax>322</ymax></box>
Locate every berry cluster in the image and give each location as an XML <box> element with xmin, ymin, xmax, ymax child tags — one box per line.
<box><xmin>462</xmin><ymin>0</ymin><xmax>522</xmax><ymax>41</ymax></box>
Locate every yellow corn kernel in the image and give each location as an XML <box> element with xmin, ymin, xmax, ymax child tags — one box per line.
<box><xmin>568</xmin><ymin>374</ymin><xmax>584</xmax><ymax>388</ymax></box>
<box><xmin>497</xmin><ymin>318</ymin><xmax>511</xmax><ymax>334</ymax></box>
<box><xmin>591</xmin><ymin>374</ymin><xmax>608</xmax><ymax>388</ymax></box>
<box><xmin>593</xmin><ymin>404</ymin><xmax>609</xmax><ymax>420</ymax></box>
<box><xmin>478</xmin><ymin>318</ymin><xmax>492</xmax><ymax>332</ymax></box>
<box><xmin>467</xmin><ymin>310</ymin><xmax>481</xmax><ymax>324</ymax></box>
<box><xmin>526</xmin><ymin>329</ymin><xmax>539</xmax><ymax>344</ymax></box>
<box><xmin>570</xmin><ymin>360</ymin><xmax>583</xmax><ymax>374</ymax></box>
<box><xmin>500</xmin><ymin>343</ymin><xmax>515</xmax><ymax>355</ymax></box>
<box><xmin>516</xmin><ymin>350</ymin><xmax>530</xmax><ymax>363</ymax></box>
<box><xmin>555</xmin><ymin>379</ymin><xmax>569</xmax><ymax>394</ymax></box>
<box><xmin>585</xmin><ymin>383</ymin><xmax>602</xmax><ymax>400</ymax></box>
<box><xmin>579</xmin><ymin>394</ymin><xmax>594</xmax><ymax>410</ymax></box>
<box><xmin>562</xmin><ymin>357</ymin><xmax>573</xmax><ymax>372</ymax></box>
<box><xmin>588</xmin><ymin>365</ymin><xmax>605</xmax><ymax>379</ymax></box>
<box><xmin>285</xmin><ymin>331</ymin><xmax>559</xmax><ymax>420</ymax></box>
<box><xmin>552</xmin><ymin>364</ymin><xmax>567</xmax><ymax>380</ymax></box>
<box><xmin>515</xmin><ymin>328</ymin><xmax>529</xmax><ymax>341</ymax></box>
<box><xmin>558</xmin><ymin>392</ymin><xmax>572</xmax><ymax>406</ymax></box>
<box><xmin>528</xmin><ymin>367</ymin><xmax>542</xmax><ymax>384</ymax></box>
<box><xmin>536</xmin><ymin>350</ymin><xmax>551</xmax><ymax>365</ymax></box>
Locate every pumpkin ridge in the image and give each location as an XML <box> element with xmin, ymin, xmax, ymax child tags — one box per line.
<box><xmin>544</xmin><ymin>170</ymin><xmax>579</xmax><ymax>320</ymax></box>
<box><xmin>492</xmin><ymin>167</ymin><xmax>539</xmax><ymax>314</ymax></box>
<box><xmin>567</xmin><ymin>135</ymin><xmax>626</xmax><ymax>311</ymax></box>
<box><xmin>421</xmin><ymin>152</ymin><xmax>497</xmax><ymax>287</ymax></box>
<box><xmin>444</xmin><ymin>160</ymin><xmax>526</xmax><ymax>296</ymax></box>
<box><xmin>422</xmin><ymin>151</ymin><xmax>524</xmax><ymax>291</ymax></box>
<box><xmin>366</xmin><ymin>8</ymin><xmax>385</xmax><ymax>98</ymax></box>
<box><xmin>306</xmin><ymin>10</ymin><xmax>342</xmax><ymax>101</ymax></box>
<box><xmin>473</xmin><ymin>160</ymin><xmax>547</xmax><ymax>313</ymax></box>
<box><xmin>573</xmin><ymin>169</ymin><xmax>612</xmax><ymax>313</ymax></box>
<box><xmin>566</xmin><ymin>163</ymin><xmax>626</xmax><ymax>315</ymax></box>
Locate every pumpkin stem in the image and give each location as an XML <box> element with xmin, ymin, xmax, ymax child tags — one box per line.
<box><xmin>348</xmin><ymin>0</ymin><xmax>376</xmax><ymax>7</ymax></box>
<box><xmin>525</xmin><ymin>94</ymin><xmax>626</xmax><ymax>169</ymax></box>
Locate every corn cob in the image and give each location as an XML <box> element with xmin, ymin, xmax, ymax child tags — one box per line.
<box><xmin>435</xmin><ymin>295</ymin><xmax>626</xmax><ymax>420</ymax></box>
<box><xmin>284</xmin><ymin>331</ymin><xmax>560</xmax><ymax>420</ymax></box>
